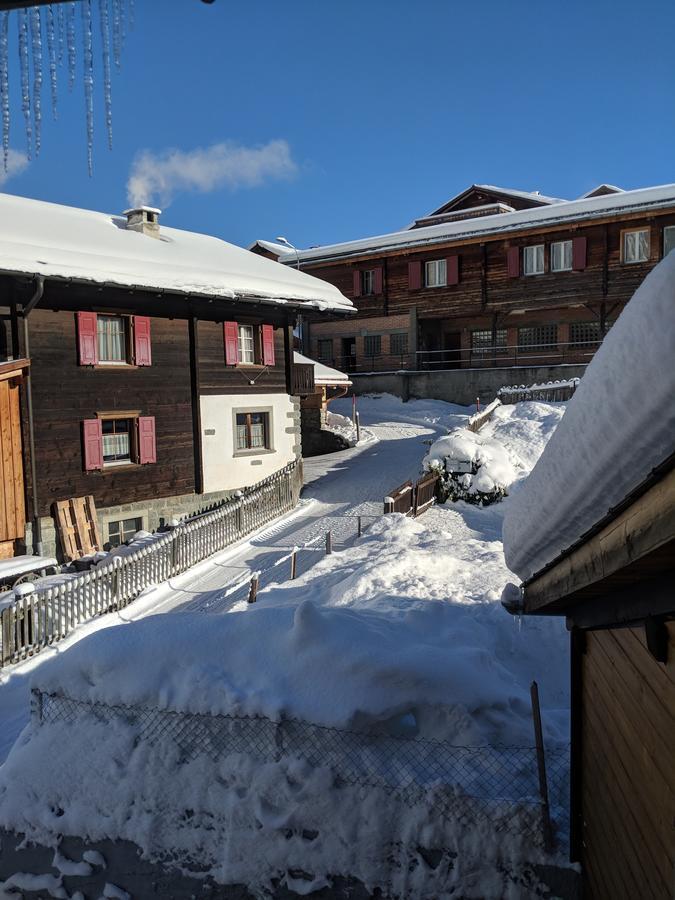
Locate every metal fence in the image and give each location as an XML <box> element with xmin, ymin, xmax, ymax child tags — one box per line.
<box><xmin>32</xmin><ymin>689</ymin><xmax>570</xmax><ymax>851</ymax></box>
<box><xmin>498</xmin><ymin>378</ymin><xmax>580</xmax><ymax>404</ymax></box>
<box><xmin>0</xmin><ymin>461</ymin><xmax>303</xmax><ymax>668</ymax></box>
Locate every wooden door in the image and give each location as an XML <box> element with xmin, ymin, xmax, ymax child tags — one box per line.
<box><xmin>0</xmin><ymin>376</ymin><xmax>25</xmax><ymax>555</ymax></box>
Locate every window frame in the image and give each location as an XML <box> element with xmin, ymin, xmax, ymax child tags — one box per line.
<box><xmin>517</xmin><ymin>324</ymin><xmax>558</xmax><ymax>352</ymax></box>
<box><xmin>523</xmin><ymin>244</ymin><xmax>545</xmax><ymax>276</ymax></box>
<box><xmin>389</xmin><ymin>332</ymin><xmax>409</xmax><ymax>357</ymax></box>
<box><xmin>569</xmin><ymin>321</ymin><xmax>601</xmax><ymax>348</ymax></box>
<box><xmin>232</xmin><ymin>406</ymin><xmax>274</xmax><ymax>457</ymax></box>
<box><xmin>317</xmin><ymin>339</ymin><xmax>334</xmax><ymax>362</ymax></box>
<box><xmin>363</xmin><ymin>334</ymin><xmax>382</xmax><ymax>358</ymax></box>
<box><xmin>424</xmin><ymin>259</ymin><xmax>447</xmax><ymax>288</ymax></box>
<box><xmin>550</xmin><ymin>240</ymin><xmax>573</xmax><ymax>273</ymax></box>
<box><xmin>95</xmin><ymin>410</ymin><xmax>141</xmax><ymax>470</ymax></box>
<box><xmin>663</xmin><ymin>225</ymin><xmax>675</xmax><ymax>258</ymax></box>
<box><xmin>107</xmin><ymin>516</ymin><xmax>144</xmax><ymax>548</ymax></box>
<box><xmin>471</xmin><ymin>328</ymin><xmax>508</xmax><ymax>355</ymax></box>
<box><xmin>237</xmin><ymin>323</ymin><xmax>258</xmax><ymax>365</ymax></box>
<box><xmin>621</xmin><ymin>227</ymin><xmax>650</xmax><ymax>264</ymax></box>
<box><xmin>361</xmin><ymin>269</ymin><xmax>376</xmax><ymax>296</ymax></box>
<box><xmin>96</xmin><ymin>313</ymin><xmax>132</xmax><ymax>366</ymax></box>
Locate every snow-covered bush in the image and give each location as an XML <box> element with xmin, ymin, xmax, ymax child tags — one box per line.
<box><xmin>423</xmin><ymin>427</ymin><xmax>518</xmax><ymax>505</ymax></box>
<box><xmin>325</xmin><ymin>410</ymin><xmax>358</xmax><ymax>446</ymax></box>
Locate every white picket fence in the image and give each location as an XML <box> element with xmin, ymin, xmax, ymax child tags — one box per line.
<box><xmin>0</xmin><ymin>460</ymin><xmax>303</xmax><ymax>668</ymax></box>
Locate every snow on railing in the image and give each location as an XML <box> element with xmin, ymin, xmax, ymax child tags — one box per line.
<box><xmin>0</xmin><ymin>461</ymin><xmax>304</xmax><ymax>668</ymax></box>
<box><xmin>467</xmin><ymin>398</ymin><xmax>502</xmax><ymax>433</ymax></box>
<box><xmin>497</xmin><ymin>378</ymin><xmax>580</xmax><ymax>404</ymax></box>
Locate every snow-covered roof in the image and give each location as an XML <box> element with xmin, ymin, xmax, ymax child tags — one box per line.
<box><xmin>294</xmin><ymin>351</ymin><xmax>352</xmax><ymax>385</ymax></box>
<box><xmin>247</xmin><ymin>239</ymin><xmax>294</xmax><ymax>258</ymax></box>
<box><xmin>470</xmin><ymin>184</ymin><xmax>565</xmax><ymax>205</ymax></box>
<box><xmin>288</xmin><ymin>183</ymin><xmax>675</xmax><ymax>265</ymax></box>
<box><xmin>0</xmin><ymin>193</ymin><xmax>353</xmax><ymax>313</ymax></box>
<box><xmin>503</xmin><ymin>252</ymin><xmax>675</xmax><ymax>583</ymax></box>
<box><xmin>578</xmin><ymin>184</ymin><xmax>624</xmax><ymax>199</ymax></box>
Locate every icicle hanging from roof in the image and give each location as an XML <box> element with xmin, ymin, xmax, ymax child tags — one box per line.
<box><xmin>1</xmin><ymin>0</ymin><xmax>132</xmax><ymax>176</ymax></box>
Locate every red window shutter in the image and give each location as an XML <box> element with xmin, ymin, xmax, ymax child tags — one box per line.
<box><xmin>507</xmin><ymin>247</ymin><xmax>520</xmax><ymax>278</ymax></box>
<box><xmin>82</xmin><ymin>419</ymin><xmax>103</xmax><ymax>471</ymax></box>
<box><xmin>446</xmin><ymin>256</ymin><xmax>459</xmax><ymax>286</ymax></box>
<box><xmin>138</xmin><ymin>416</ymin><xmax>157</xmax><ymax>464</ymax></box>
<box><xmin>373</xmin><ymin>267</ymin><xmax>383</xmax><ymax>294</ymax></box>
<box><xmin>352</xmin><ymin>270</ymin><xmax>362</xmax><ymax>297</ymax></box>
<box><xmin>572</xmin><ymin>236</ymin><xmax>587</xmax><ymax>270</ymax></box>
<box><xmin>224</xmin><ymin>321</ymin><xmax>239</xmax><ymax>365</ymax></box>
<box><xmin>408</xmin><ymin>260</ymin><xmax>422</xmax><ymax>290</ymax></box>
<box><xmin>133</xmin><ymin>316</ymin><xmax>152</xmax><ymax>366</ymax></box>
<box><xmin>77</xmin><ymin>311</ymin><xmax>98</xmax><ymax>365</ymax></box>
<box><xmin>262</xmin><ymin>324</ymin><xmax>276</xmax><ymax>366</ymax></box>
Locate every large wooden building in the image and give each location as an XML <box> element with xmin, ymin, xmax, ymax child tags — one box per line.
<box><xmin>258</xmin><ymin>183</ymin><xmax>675</xmax><ymax>373</ymax></box>
<box><xmin>0</xmin><ymin>193</ymin><xmax>352</xmax><ymax>560</ymax></box>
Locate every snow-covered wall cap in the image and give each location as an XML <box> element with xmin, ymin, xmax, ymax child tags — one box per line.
<box><xmin>502</xmin><ymin>253</ymin><xmax>675</xmax><ymax>583</ymax></box>
<box><xmin>0</xmin><ymin>193</ymin><xmax>353</xmax><ymax>313</ymax></box>
<box><xmin>287</xmin><ymin>183</ymin><xmax>675</xmax><ymax>265</ymax></box>
<box><xmin>293</xmin><ymin>351</ymin><xmax>352</xmax><ymax>385</ymax></box>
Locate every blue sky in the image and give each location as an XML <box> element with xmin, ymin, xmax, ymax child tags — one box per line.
<box><xmin>1</xmin><ymin>0</ymin><xmax>674</xmax><ymax>249</ymax></box>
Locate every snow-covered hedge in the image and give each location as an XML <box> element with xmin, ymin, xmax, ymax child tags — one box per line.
<box><xmin>423</xmin><ymin>427</ymin><xmax>518</xmax><ymax>505</ymax></box>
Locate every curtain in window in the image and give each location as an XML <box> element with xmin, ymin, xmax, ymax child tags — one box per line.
<box><xmin>250</xmin><ymin>414</ymin><xmax>266</xmax><ymax>448</ymax></box>
<box><xmin>97</xmin><ymin>316</ymin><xmax>126</xmax><ymax>362</ymax></box>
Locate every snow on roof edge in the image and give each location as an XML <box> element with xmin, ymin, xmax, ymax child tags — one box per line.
<box><xmin>294</xmin><ymin>351</ymin><xmax>352</xmax><ymax>384</ymax></box>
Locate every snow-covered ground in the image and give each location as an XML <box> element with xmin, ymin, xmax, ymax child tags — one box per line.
<box><xmin>0</xmin><ymin>395</ymin><xmax>572</xmax><ymax>897</ymax></box>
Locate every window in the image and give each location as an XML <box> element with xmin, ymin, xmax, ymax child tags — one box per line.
<box><xmin>102</xmin><ymin>418</ymin><xmax>132</xmax><ymax>466</ymax></box>
<box><xmin>364</xmin><ymin>335</ymin><xmax>382</xmax><ymax>357</ymax></box>
<box><xmin>471</xmin><ymin>328</ymin><xmax>508</xmax><ymax>354</ymax></box>
<box><xmin>361</xmin><ymin>270</ymin><xmax>376</xmax><ymax>295</ymax></box>
<box><xmin>622</xmin><ymin>228</ymin><xmax>650</xmax><ymax>264</ymax></box>
<box><xmin>108</xmin><ymin>516</ymin><xmax>143</xmax><ymax>548</ymax></box>
<box><xmin>238</xmin><ymin>324</ymin><xmax>256</xmax><ymax>364</ymax></box>
<box><xmin>570</xmin><ymin>322</ymin><xmax>601</xmax><ymax>347</ymax></box>
<box><xmin>518</xmin><ymin>324</ymin><xmax>558</xmax><ymax>350</ymax></box>
<box><xmin>550</xmin><ymin>240</ymin><xmax>572</xmax><ymax>272</ymax></box>
<box><xmin>523</xmin><ymin>245</ymin><xmax>545</xmax><ymax>275</ymax></box>
<box><xmin>97</xmin><ymin>315</ymin><xmax>128</xmax><ymax>364</ymax></box>
<box><xmin>425</xmin><ymin>259</ymin><xmax>447</xmax><ymax>287</ymax></box>
<box><xmin>390</xmin><ymin>332</ymin><xmax>408</xmax><ymax>356</ymax></box>
<box><xmin>317</xmin><ymin>339</ymin><xmax>333</xmax><ymax>362</ymax></box>
<box><xmin>235</xmin><ymin>412</ymin><xmax>269</xmax><ymax>452</ymax></box>
<box><xmin>663</xmin><ymin>226</ymin><xmax>675</xmax><ymax>257</ymax></box>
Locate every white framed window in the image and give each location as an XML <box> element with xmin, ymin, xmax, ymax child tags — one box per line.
<box><xmin>237</xmin><ymin>324</ymin><xmax>256</xmax><ymax>364</ymax></box>
<box><xmin>235</xmin><ymin>411</ymin><xmax>269</xmax><ymax>451</ymax></box>
<box><xmin>97</xmin><ymin>315</ymin><xmax>128</xmax><ymax>364</ymax></box>
<box><xmin>663</xmin><ymin>226</ymin><xmax>675</xmax><ymax>257</ymax></box>
<box><xmin>361</xmin><ymin>270</ymin><xmax>375</xmax><ymax>295</ymax></box>
<box><xmin>102</xmin><ymin>417</ymin><xmax>133</xmax><ymax>466</ymax></box>
<box><xmin>622</xmin><ymin>228</ymin><xmax>650</xmax><ymax>264</ymax></box>
<box><xmin>550</xmin><ymin>240</ymin><xmax>572</xmax><ymax>272</ymax></box>
<box><xmin>523</xmin><ymin>245</ymin><xmax>545</xmax><ymax>275</ymax></box>
<box><xmin>425</xmin><ymin>259</ymin><xmax>447</xmax><ymax>287</ymax></box>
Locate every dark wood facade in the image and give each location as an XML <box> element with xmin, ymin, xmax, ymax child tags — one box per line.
<box><xmin>295</xmin><ymin>186</ymin><xmax>675</xmax><ymax>372</ymax></box>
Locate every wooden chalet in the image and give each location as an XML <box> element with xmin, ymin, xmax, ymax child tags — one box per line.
<box><xmin>0</xmin><ymin>193</ymin><xmax>353</xmax><ymax>561</ymax></box>
<box><xmin>266</xmin><ymin>182</ymin><xmax>675</xmax><ymax>374</ymax></box>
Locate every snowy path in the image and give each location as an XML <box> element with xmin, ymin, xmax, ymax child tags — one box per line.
<box><xmin>151</xmin><ymin>397</ymin><xmax>467</xmax><ymax>614</ymax></box>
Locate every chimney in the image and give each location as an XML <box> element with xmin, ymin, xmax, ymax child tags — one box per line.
<box><xmin>124</xmin><ymin>206</ymin><xmax>161</xmax><ymax>238</ymax></box>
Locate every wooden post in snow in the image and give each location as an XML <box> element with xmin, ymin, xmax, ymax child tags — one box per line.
<box><xmin>530</xmin><ymin>680</ymin><xmax>554</xmax><ymax>851</ymax></box>
<box><xmin>355</xmin><ymin>411</ymin><xmax>361</xmax><ymax>443</ymax></box>
<box><xmin>248</xmin><ymin>574</ymin><xmax>259</xmax><ymax>604</ymax></box>
<box><xmin>357</xmin><ymin>515</ymin><xmax>362</xmax><ymax>538</ymax></box>
<box><xmin>290</xmin><ymin>549</ymin><xmax>297</xmax><ymax>580</ymax></box>
<box><xmin>352</xmin><ymin>394</ymin><xmax>356</xmax><ymax>424</ymax></box>
<box><xmin>325</xmin><ymin>531</ymin><xmax>332</xmax><ymax>555</ymax></box>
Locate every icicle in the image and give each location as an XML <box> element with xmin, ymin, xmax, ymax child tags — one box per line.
<box><xmin>112</xmin><ymin>0</ymin><xmax>123</xmax><ymax>70</ymax></box>
<box><xmin>82</xmin><ymin>0</ymin><xmax>94</xmax><ymax>176</ymax></box>
<box><xmin>67</xmin><ymin>2</ymin><xmax>76</xmax><ymax>91</ymax></box>
<box><xmin>17</xmin><ymin>8</ymin><xmax>31</xmax><ymax>160</ymax></box>
<box><xmin>0</xmin><ymin>12</ymin><xmax>9</xmax><ymax>172</ymax></box>
<box><xmin>57</xmin><ymin>3</ymin><xmax>65</xmax><ymax>65</ymax></box>
<box><xmin>29</xmin><ymin>7</ymin><xmax>44</xmax><ymax>157</ymax></box>
<box><xmin>46</xmin><ymin>5</ymin><xmax>58</xmax><ymax>119</ymax></box>
<box><xmin>98</xmin><ymin>0</ymin><xmax>113</xmax><ymax>150</ymax></box>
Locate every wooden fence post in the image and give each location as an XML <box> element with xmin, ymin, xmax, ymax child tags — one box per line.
<box><xmin>355</xmin><ymin>412</ymin><xmax>361</xmax><ymax>443</ymax></box>
<box><xmin>248</xmin><ymin>574</ymin><xmax>259</xmax><ymax>604</ymax></box>
<box><xmin>290</xmin><ymin>549</ymin><xmax>297</xmax><ymax>580</ymax></box>
<box><xmin>325</xmin><ymin>531</ymin><xmax>332</xmax><ymax>555</ymax></box>
<box><xmin>357</xmin><ymin>515</ymin><xmax>362</xmax><ymax>538</ymax></box>
<box><xmin>530</xmin><ymin>680</ymin><xmax>554</xmax><ymax>851</ymax></box>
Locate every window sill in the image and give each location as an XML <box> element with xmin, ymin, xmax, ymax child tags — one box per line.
<box><xmin>93</xmin><ymin>364</ymin><xmax>139</xmax><ymax>370</ymax></box>
<box><xmin>621</xmin><ymin>259</ymin><xmax>650</xmax><ymax>266</ymax></box>
<box><xmin>233</xmin><ymin>447</ymin><xmax>276</xmax><ymax>459</ymax></box>
<box><xmin>98</xmin><ymin>463</ymin><xmax>141</xmax><ymax>474</ymax></box>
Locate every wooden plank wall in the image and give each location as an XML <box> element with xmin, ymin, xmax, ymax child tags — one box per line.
<box><xmin>581</xmin><ymin>623</ymin><xmax>675</xmax><ymax>899</ymax></box>
<box><xmin>197</xmin><ymin>320</ymin><xmax>288</xmax><ymax>395</ymax></box>
<box><xmin>0</xmin><ymin>377</ymin><xmax>25</xmax><ymax>544</ymax></box>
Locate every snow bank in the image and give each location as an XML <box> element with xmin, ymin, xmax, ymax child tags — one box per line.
<box><xmin>325</xmin><ymin>410</ymin><xmax>358</xmax><ymax>445</ymax></box>
<box><xmin>503</xmin><ymin>253</ymin><xmax>675</xmax><ymax>581</ymax></box>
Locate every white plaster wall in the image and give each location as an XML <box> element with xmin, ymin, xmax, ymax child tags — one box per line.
<box><xmin>200</xmin><ymin>393</ymin><xmax>296</xmax><ymax>493</ymax></box>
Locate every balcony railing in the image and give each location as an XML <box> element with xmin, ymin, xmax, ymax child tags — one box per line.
<box><xmin>291</xmin><ymin>362</ymin><xmax>315</xmax><ymax>396</ymax></box>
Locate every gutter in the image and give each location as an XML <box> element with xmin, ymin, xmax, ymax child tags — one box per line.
<box><xmin>21</xmin><ymin>275</ymin><xmax>45</xmax><ymax>556</ymax></box>
<box><xmin>284</xmin><ymin>196</ymin><xmax>675</xmax><ymax>267</ymax></box>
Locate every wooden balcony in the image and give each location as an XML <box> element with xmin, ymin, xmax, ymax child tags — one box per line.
<box><xmin>291</xmin><ymin>363</ymin><xmax>315</xmax><ymax>396</ymax></box>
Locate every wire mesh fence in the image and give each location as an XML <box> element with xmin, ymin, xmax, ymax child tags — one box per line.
<box><xmin>33</xmin><ymin>689</ymin><xmax>570</xmax><ymax>852</ymax></box>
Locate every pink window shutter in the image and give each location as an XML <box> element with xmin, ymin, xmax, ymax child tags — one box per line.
<box><xmin>262</xmin><ymin>324</ymin><xmax>276</xmax><ymax>366</ymax></box>
<box><xmin>138</xmin><ymin>416</ymin><xmax>157</xmax><ymax>464</ymax></box>
<box><xmin>352</xmin><ymin>271</ymin><xmax>362</xmax><ymax>298</ymax></box>
<box><xmin>572</xmin><ymin>236</ymin><xmax>587</xmax><ymax>270</ymax></box>
<box><xmin>224</xmin><ymin>321</ymin><xmax>239</xmax><ymax>365</ymax></box>
<box><xmin>77</xmin><ymin>311</ymin><xmax>98</xmax><ymax>365</ymax></box>
<box><xmin>446</xmin><ymin>256</ymin><xmax>459</xmax><ymax>286</ymax></box>
<box><xmin>408</xmin><ymin>261</ymin><xmax>422</xmax><ymax>290</ymax></box>
<box><xmin>82</xmin><ymin>419</ymin><xmax>103</xmax><ymax>471</ymax></box>
<box><xmin>507</xmin><ymin>247</ymin><xmax>520</xmax><ymax>278</ymax></box>
<box><xmin>373</xmin><ymin>267</ymin><xmax>383</xmax><ymax>294</ymax></box>
<box><xmin>133</xmin><ymin>316</ymin><xmax>152</xmax><ymax>366</ymax></box>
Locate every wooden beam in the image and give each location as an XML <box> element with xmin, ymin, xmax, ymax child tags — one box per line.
<box><xmin>188</xmin><ymin>316</ymin><xmax>204</xmax><ymax>495</ymax></box>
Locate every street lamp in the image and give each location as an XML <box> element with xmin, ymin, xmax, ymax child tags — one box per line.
<box><xmin>276</xmin><ymin>236</ymin><xmax>301</xmax><ymax>270</ymax></box>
